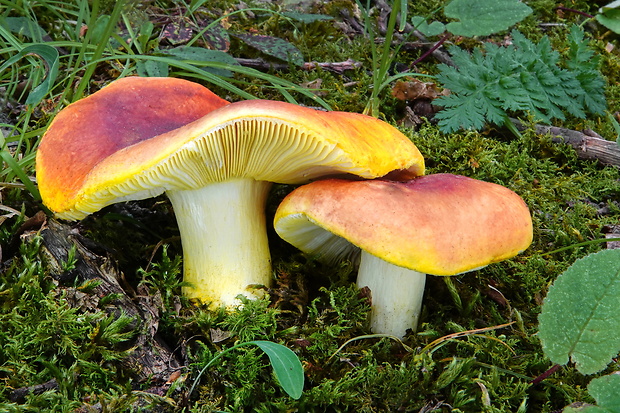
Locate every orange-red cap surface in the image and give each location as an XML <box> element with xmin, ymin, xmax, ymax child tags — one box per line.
<box><xmin>274</xmin><ymin>174</ymin><xmax>533</xmax><ymax>275</ymax></box>
<box><xmin>36</xmin><ymin>77</ymin><xmax>230</xmax><ymax>215</ymax></box>
<box><xmin>37</xmin><ymin>78</ymin><xmax>425</xmax><ymax>220</ymax></box>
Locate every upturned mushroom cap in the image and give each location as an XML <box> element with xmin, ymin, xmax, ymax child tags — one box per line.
<box><xmin>36</xmin><ymin>76</ymin><xmax>230</xmax><ymax>217</ymax></box>
<box><xmin>36</xmin><ymin>78</ymin><xmax>425</xmax><ymax>220</ymax></box>
<box><xmin>274</xmin><ymin>173</ymin><xmax>533</xmax><ymax>275</ymax></box>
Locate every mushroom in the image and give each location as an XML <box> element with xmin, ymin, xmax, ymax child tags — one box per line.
<box><xmin>273</xmin><ymin>174</ymin><xmax>533</xmax><ymax>337</ymax></box>
<box><xmin>36</xmin><ymin>76</ymin><xmax>426</xmax><ymax>308</ymax></box>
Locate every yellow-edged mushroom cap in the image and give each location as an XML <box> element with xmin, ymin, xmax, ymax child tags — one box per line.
<box><xmin>274</xmin><ymin>173</ymin><xmax>533</xmax><ymax>275</ymax></box>
<box><xmin>39</xmin><ymin>91</ymin><xmax>425</xmax><ymax>220</ymax></box>
<box><xmin>36</xmin><ymin>76</ymin><xmax>230</xmax><ymax>217</ymax></box>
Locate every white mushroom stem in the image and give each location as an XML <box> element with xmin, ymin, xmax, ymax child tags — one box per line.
<box><xmin>167</xmin><ymin>178</ymin><xmax>273</xmax><ymax>308</ymax></box>
<box><xmin>356</xmin><ymin>251</ymin><xmax>426</xmax><ymax>338</ymax></box>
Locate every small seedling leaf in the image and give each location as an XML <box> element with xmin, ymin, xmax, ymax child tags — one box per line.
<box><xmin>538</xmin><ymin>249</ymin><xmax>620</xmax><ymax>375</ymax></box>
<box><xmin>234</xmin><ymin>33</ymin><xmax>304</xmax><ymax>66</ymax></box>
<box><xmin>444</xmin><ymin>0</ymin><xmax>533</xmax><ymax>37</ymax></box>
<box><xmin>251</xmin><ymin>340</ymin><xmax>304</xmax><ymax>399</ymax></box>
<box><xmin>411</xmin><ymin>16</ymin><xmax>446</xmax><ymax>37</ymax></box>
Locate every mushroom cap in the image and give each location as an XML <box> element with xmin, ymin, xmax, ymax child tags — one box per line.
<box><xmin>36</xmin><ymin>77</ymin><xmax>425</xmax><ymax>220</ymax></box>
<box><xmin>274</xmin><ymin>174</ymin><xmax>533</xmax><ymax>276</ymax></box>
<box><xmin>36</xmin><ymin>76</ymin><xmax>230</xmax><ymax>217</ymax></box>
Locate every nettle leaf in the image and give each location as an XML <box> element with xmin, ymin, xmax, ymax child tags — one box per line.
<box><xmin>251</xmin><ymin>340</ymin><xmax>304</xmax><ymax>399</ymax></box>
<box><xmin>411</xmin><ymin>16</ymin><xmax>446</xmax><ymax>37</ymax></box>
<box><xmin>444</xmin><ymin>0</ymin><xmax>532</xmax><ymax>37</ymax></box>
<box><xmin>234</xmin><ymin>33</ymin><xmax>304</xmax><ymax>66</ymax></box>
<box><xmin>538</xmin><ymin>249</ymin><xmax>620</xmax><ymax>375</ymax></box>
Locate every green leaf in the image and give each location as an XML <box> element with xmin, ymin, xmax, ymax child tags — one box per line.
<box><xmin>411</xmin><ymin>16</ymin><xmax>446</xmax><ymax>37</ymax></box>
<box><xmin>589</xmin><ymin>374</ymin><xmax>620</xmax><ymax>410</ymax></box>
<box><xmin>562</xmin><ymin>374</ymin><xmax>620</xmax><ymax>412</ymax></box>
<box><xmin>435</xmin><ymin>26</ymin><xmax>606</xmax><ymax>133</ymax></box>
<box><xmin>251</xmin><ymin>340</ymin><xmax>304</xmax><ymax>399</ymax></box>
<box><xmin>162</xmin><ymin>47</ymin><xmax>239</xmax><ymax>77</ymax></box>
<box><xmin>538</xmin><ymin>249</ymin><xmax>620</xmax><ymax>375</ymax></box>
<box><xmin>444</xmin><ymin>0</ymin><xmax>533</xmax><ymax>37</ymax></box>
<box><xmin>597</xmin><ymin>1</ymin><xmax>620</xmax><ymax>34</ymax></box>
<box><xmin>0</xmin><ymin>16</ymin><xmax>47</xmax><ymax>40</ymax></box>
<box><xmin>234</xmin><ymin>33</ymin><xmax>304</xmax><ymax>66</ymax></box>
<box><xmin>0</xmin><ymin>44</ymin><xmax>59</xmax><ymax>105</ymax></box>
<box><xmin>136</xmin><ymin>59</ymin><xmax>169</xmax><ymax>77</ymax></box>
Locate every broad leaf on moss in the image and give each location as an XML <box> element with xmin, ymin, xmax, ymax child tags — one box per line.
<box><xmin>444</xmin><ymin>0</ymin><xmax>532</xmax><ymax>37</ymax></box>
<box><xmin>538</xmin><ymin>249</ymin><xmax>620</xmax><ymax>375</ymax></box>
<box><xmin>562</xmin><ymin>374</ymin><xmax>620</xmax><ymax>412</ymax></box>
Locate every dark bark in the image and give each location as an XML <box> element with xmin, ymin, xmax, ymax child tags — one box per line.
<box><xmin>39</xmin><ymin>219</ymin><xmax>182</xmax><ymax>383</ymax></box>
<box><xmin>513</xmin><ymin>120</ymin><xmax>620</xmax><ymax>168</ymax></box>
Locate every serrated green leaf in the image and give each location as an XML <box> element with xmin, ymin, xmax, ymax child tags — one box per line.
<box><xmin>411</xmin><ymin>16</ymin><xmax>446</xmax><ymax>37</ymax></box>
<box><xmin>251</xmin><ymin>340</ymin><xmax>304</xmax><ymax>399</ymax></box>
<box><xmin>234</xmin><ymin>33</ymin><xmax>304</xmax><ymax>66</ymax></box>
<box><xmin>436</xmin><ymin>26</ymin><xmax>605</xmax><ymax>133</ymax></box>
<box><xmin>538</xmin><ymin>249</ymin><xmax>620</xmax><ymax>375</ymax></box>
<box><xmin>444</xmin><ymin>0</ymin><xmax>532</xmax><ymax>37</ymax></box>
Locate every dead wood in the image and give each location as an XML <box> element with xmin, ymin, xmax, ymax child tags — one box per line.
<box><xmin>512</xmin><ymin>120</ymin><xmax>620</xmax><ymax>168</ymax></box>
<box><xmin>39</xmin><ymin>219</ymin><xmax>182</xmax><ymax>383</ymax></box>
<box><xmin>9</xmin><ymin>379</ymin><xmax>59</xmax><ymax>403</ymax></box>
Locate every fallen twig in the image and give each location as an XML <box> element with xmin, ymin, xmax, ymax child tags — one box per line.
<box><xmin>512</xmin><ymin>120</ymin><xmax>620</xmax><ymax>168</ymax></box>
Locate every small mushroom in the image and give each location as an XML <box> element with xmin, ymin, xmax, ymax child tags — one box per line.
<box><xmin>273</xmin><ymin>174</ymin><xmax>533</xmax><ymax>337</ymax></box>
<box><xmin>36</xmin><ymin>76</ymin><xmax>426</xmax><ymax>308</ymax></box>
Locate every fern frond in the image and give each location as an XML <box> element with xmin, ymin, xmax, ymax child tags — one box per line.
<box><xmin>435</xmin><ymin>25</ymin><xmax>607</xmax><ymax>133</ymax></box>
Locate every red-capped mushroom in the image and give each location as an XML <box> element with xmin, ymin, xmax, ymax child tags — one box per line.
<box><xmin>274</xmin><ymin>174</ymin><xmax>533</xmax><ymax>337</ymax></box>
<box><xmin>36</xmin><ymin>76</ymin><xmax>426</xmax><ymax>308</ymax></box>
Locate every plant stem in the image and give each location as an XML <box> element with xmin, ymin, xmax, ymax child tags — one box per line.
<box><xmin>410</xmin><ymin>33</ymin><xmax>449</xmax><ymax>67</ymax></box>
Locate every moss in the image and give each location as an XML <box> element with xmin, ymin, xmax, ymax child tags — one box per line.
<box><xmin>2</xmin><ymin>0</ymin><xmax>620</xmax><ymax>411</ymax></box>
